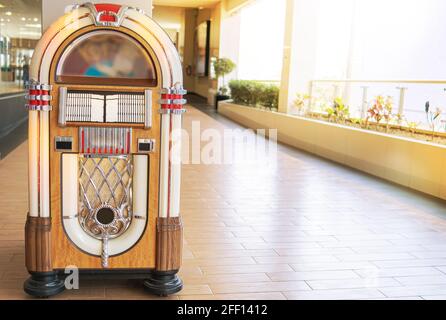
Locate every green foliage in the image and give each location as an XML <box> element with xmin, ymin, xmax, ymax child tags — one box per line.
<box><xmin>293</xmin><ymin>93</ymin><xmax>310</xmax><ymax>114</ymax></box>
<box><xmin>406</xmin><ymin>121</ymin><xmax>420</xmax><ymax>136</ymax></box>
<box><xmin>350</xmin><ymin>117</ymin><xmax>365</xmax><ymax>126</ymax></box>
<box><xmin>213</xmin><ymin>58</ymin><xmax>237</xmax><ymax>96</ymax></box>
<box><xmin>366</xmin><ymin>95</ymin><xmax>393</xmax><ymax>124</ymax></box>
<box><xmin>259</xmin><ymin>84</ymin><xmax>280</xmax><ymax>109</ymax></box>
<box><xmin>213</xmin><ymin>58</ymin><xmax>236</xmax><ymax>79</ymax></box>
<box><xmin>325</xmin><ymin>97</ymin><xmax>350</xmax><ymax>123</ymax></box>
<box><xmin>228</xmin><ymin>80</ymin><xmax>279</xmax><ymax>110</ymax></box>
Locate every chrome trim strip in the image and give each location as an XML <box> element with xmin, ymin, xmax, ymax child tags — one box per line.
<box><xmin>26</xmin><ymin>105</ymin><xmax>53</xmax><ymax>111</ymax></box>
<box><xmin>172</xmin><ymin>98</ymin><xmax>187</xmax><ymax>105</ymax></box>
<box><xmin>144</xmin><ymin>89</ymin><xmax>152</xmax><ymax>129</ymax></box>
<box><xmin>63</xmin><ymin>214</ymin><xmax>79</xmax><ymax>219</ymax></box>
<box><xmin>25</xmin><ymin>83</ymin><xmax>52</xmax><ymax>91</ymax></box>
<box><xmin>25</xmin><ymin>94</ymin><xmax>52</xmax><ymax>101</ymax></box>
<box><xmin>58</xmin><ymin>87</ymin><xmax>67</xmax><ymax>127</ymax></box>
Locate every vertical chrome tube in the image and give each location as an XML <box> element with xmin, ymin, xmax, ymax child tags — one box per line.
<box><xmin>39</xmin><ymin>111</ymin><xmax>50</xmax><ymax>218</ymax></box>
<box><xmin>28</xmin><ymin>111</ymin><xmax>39</xmax><ymax>217</ymax></box>
<box><xmin>144</xmin><ymin>90</ymin><xmax>152</xmax><ymax>128</ymax></box>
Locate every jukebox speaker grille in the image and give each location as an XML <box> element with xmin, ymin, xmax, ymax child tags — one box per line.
<box><xmin>78</xmin><ymin>155</ymin><xmax>133</xmax><ymax>267</ymax></box>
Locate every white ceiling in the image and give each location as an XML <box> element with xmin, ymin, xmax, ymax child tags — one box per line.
<box><xmin>153</xmin><ymin>0</ymin><xmax>220</xmax><ymax>8</ymax></box>
<box><xmin>0</xmin><ymin>0</ymin><xmax>222</xmax><ymax>40</ymax></box>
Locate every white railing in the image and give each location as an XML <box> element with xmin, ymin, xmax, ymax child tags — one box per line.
<box><xmin>308</xmin><ymin>79</ymin><xmax>446</xmax><ymax>129</ymax></box>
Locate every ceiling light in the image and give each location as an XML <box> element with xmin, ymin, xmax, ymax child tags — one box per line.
<box><xmin>5</xmin><ymin>11</ymin><xmax>11</xmax><ymax>16</ymax></box>
<box><xmin>0</xmin><ymin>18</ymin><xmax>3</xmax><ymax>22</ymax></box>
<box><xmin>33</xmin><ymin>17</ymin><xmax>38</xmax><ymax>22</ymax></box>
<box><xmin>0</xmin><ymin>4</ymin><xmax>5</xmax><ymax>8</ymax></box>
<box><xmin>24</xmin><ymin>23</ymin><xmax>41</xmax><ymax>28</ymax></box>
<box><xmin>21</xmin><ymin>17</ymin><xmax>26</xmax><ymax>21</ymax></box>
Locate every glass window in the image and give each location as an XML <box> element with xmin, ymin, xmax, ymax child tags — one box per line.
<box><xmin>238</xmin><ymin>0</ymin><xmax>286</xmax><ymax>81</ymax></box>
<box><xmin>0</xmin><ymin>0</ymin><xmax>42</xmax><ymax>94</ymax></box>
<box><xmin>56</xmin><ymin>31</ymin><xmax>157</xmax><ymax>86</ymax></box>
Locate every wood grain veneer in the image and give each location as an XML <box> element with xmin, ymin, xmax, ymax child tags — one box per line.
<box><xmin>48</xmin><ymin>25</ymin><xmax>162</xmax><ymax>269</ymax></box>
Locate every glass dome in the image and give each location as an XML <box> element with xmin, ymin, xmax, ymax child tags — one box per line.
<box><xmin>56</xmin><ymin>30</ymin><xmax>157</xmax><ymax>86</ymax></box>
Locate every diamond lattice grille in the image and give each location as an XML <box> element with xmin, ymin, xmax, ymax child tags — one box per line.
<box><xmin>78</xmin><ymin>156</ymin><xmax>133</xmax><ymax>238</ymax></box>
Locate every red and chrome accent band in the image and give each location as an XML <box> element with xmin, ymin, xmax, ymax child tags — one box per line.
<box><xmin>159</xmin><ymin>87</ymin><xmax>187</xmax><ymax>114</ymax></box>
<box><xmin>25</xmin><ymin>82</ymin><xmax>52</xmax><ymax>111</ymax></box>
<box><xmin>81</xmin><ymin>3</ymin><xmax>131</xmax><ymax>27</ymax></box>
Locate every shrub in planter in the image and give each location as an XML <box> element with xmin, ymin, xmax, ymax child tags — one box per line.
<box><xmin>228</xmin><ymin>80</ymin><xmax>279</xmax><ymax>110</ymax></box>
<box><xmin>229</xmin><ymin>80</ymin><xmax>254</xmax><ymax>105</ymax></box>
<box><xmin>248</xmin><ymin>81</ymin><xmax>264</xmax><ymax>106</ymax></box>
<box><xmin>260</xmin><ymin>84</ymin><xmax>279</xmax><ymax>110</ymax></box>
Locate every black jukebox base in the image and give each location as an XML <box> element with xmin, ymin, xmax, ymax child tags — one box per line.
<box><xmin>24</xmin><ymin>271</ymin><xmax>66</xmax><ymax>298</ymax></box>
<box><xmin>143</xmin><ymin>270</ymin><xmax>183</xmax><ymax>296</ymax></box>
<box><xmin>24</xmin><ymin>269</ymin><xmax>183</xmax><ymax>298</ymax></box>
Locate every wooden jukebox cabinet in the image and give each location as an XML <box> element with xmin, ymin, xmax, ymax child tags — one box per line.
<box><xmin>24</xmin><ymin>3</ymin><xmax>186</xmax><ymax>297</ymax></box>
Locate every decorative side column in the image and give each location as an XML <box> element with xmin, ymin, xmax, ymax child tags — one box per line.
<box><xmin>144</xmin><ymin>85</ymin><xmax>186</xmax><ymax>296</ymax></box>
<box><xmin>24</xmin><ymin>81</ymin><xmax>65</xmax><ymax>297</ymax></box>
<box><xmin>155</xmin><ymin>217</ymin><xmax>183</xmax><ymax>271</ymax></box>
<box><xmin>25</xmin><ymin>216</ymin><xmax>52</xmax><ymax>272</ymax></box>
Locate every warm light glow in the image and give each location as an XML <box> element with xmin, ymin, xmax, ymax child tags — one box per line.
<box><xmin>24</xmin><ymin>23</ymin><xmax>41</xmax><ymax>28</ymax></box>
<box><xmin>238</xmin><ymin>0</ymin><xmax>285</xmax><ymax>80</ymax></box>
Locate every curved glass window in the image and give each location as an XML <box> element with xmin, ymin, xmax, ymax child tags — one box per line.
<box><xmin>56</xmin><ymin>31</ymin><xmax>157</xmax><ymax>86</ymax></box>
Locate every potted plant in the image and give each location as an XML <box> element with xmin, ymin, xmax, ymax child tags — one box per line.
<box><xmin>213</xmin><ymin>57</ymin><xmax>236</xmax><ymax>108</ymax></box>
<box><xmin>365</xmin><ymin>95</ymin><xmax>393</xmax><ymax>131</ymax></box>
<box><xmin>292</xmin><ymin>93</ymin><xmax>310</xmax><ymax>115</ymax></box>
<box><xmin>425</xmin><ymin>101</ymin><xmax>442</xmax><ymax>140</ymax></box>
<box><xmin>1</xmin><ymin>66</ymin><xmax>14</xmax><ymax>82</ymax></box>
<box><xmin>326</xmin><ymin>97</ymin><xmax>350</xmax><ymax>124</ymax></box>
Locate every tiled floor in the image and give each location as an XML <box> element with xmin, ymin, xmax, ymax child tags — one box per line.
<box><xmin>1</xmin><ymin>102</ymin><xmax>446</xmax><ymax>299</ymax></box>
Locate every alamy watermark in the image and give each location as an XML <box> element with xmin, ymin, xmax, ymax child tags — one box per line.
<box><xmin>171</xmin><ymin>120</ymin><xmax>278</xmax><ymax>166</ymax></box>
<box><xmin>64</xmin><ymin>265</ymin><xmax>79</xmax><ymax>290</ymax></box>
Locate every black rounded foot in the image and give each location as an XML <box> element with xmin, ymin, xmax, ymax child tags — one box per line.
<box><xmin>143</xmin><ymin>271</ymin><xmax>183</xmax><ymax>296</ymax></box>
<box><xmin>24</xmin><ymin>271</ymin><xmax>65</xmax><ymax>298</ymax></box>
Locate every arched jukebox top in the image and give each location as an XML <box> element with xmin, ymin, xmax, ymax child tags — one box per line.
<box><xmin>26</xmin><ymin>2</ymin><xmax>186</xmax><ymax>267</ymax></box>
<box><xmin>30</xmin><ymin>2</ymin><xmax>183</xmax><ymax>88</ymax></box>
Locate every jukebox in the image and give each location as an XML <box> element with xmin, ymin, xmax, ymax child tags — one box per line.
<box><xmin>24</xmin><ymin>3</ymin><xmax>186</xmax><ymax>297</ymax></box>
